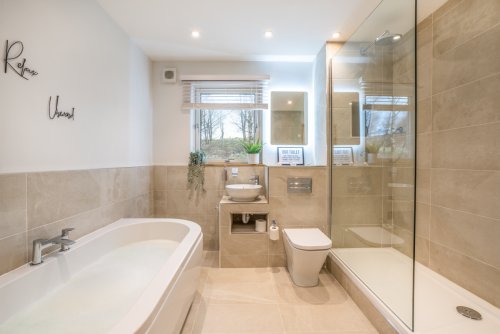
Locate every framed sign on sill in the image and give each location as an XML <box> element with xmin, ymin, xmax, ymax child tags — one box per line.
<box><xmin>333</xmin><ymin>147</ymin><xmax>354</xmax><ymax>165</ymax></box>
<box><xmin>277</xmin><ymin>147</ymin><xmax>304</xmax><ymax>166</ymax></box>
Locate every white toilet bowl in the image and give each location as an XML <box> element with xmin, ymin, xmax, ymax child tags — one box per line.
<box><xmin>283</xmin><ymin>228</ymin><xmax>332</xmax><ymax>287</ymax></box>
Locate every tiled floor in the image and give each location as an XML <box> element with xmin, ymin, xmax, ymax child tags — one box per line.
<box><xmin>181</xmin><ymin>251</ymin><xmax>378</xmax><ymax>334</ymax></box>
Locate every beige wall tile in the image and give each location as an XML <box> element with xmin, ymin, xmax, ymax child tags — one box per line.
<box><xmin>166</xmin><ymin>166</ymin><xmax>189</xmax><ymax>190</ymax></box>
<box><xmin>417</xmin><ymin>62</ymin><xmax>432</xmax><ymax>101</ymax></box>
<box><xmin>433</xmin><ymin>0</ymin><xmax>500</xmax><ymax>57</ymax></box>
<box><xmin>153</xmin><ymin>166</ymin><xmax>168</xmax><ymax>191</ymax></box>
<box><xmin>332</xmin><ymin>167</ymin><xmax>383</xmax><ymax>197</ymax></box>
<box><xmin>417</xmin><ymin>18</ymin><xmax>433</xmax><ymax>66</ymax></box>
<box><xmin>431</xmin><ymin>205</ymin><xmax>500</xmax><ymax>268</ymax></box>
<box><xmin>0</xmin><ymin>174</ymin><xmax>26</xmax><ymax>239</ymax></box>
<box><xmin>333</xmin><ymin>196</ymin><xmax>383</xmax><ymax>227</ymax></box>
<box><xmin>220</xmin><ymin>232</ymin><xmax>268</xmax><ymax>256</ymax></box>
<box><xmin>416</xmin><ymin>133</ymin><xmax>431</xmax><ymax>169</ymax></box>
<box><xmin>27</xmin><ymin>170</ymin><xmax>102</xmax><ymax>229</ymax></box>
<box><xmin>433</xmin><ymin>24</ymin><xmax>500</xmax><ymax>94</ymax></box>
<box><xmin>432</xmin><ymin>123</ymin><xmax>500</xmax><ymax>170</ymax></box>
<box><xmin>270</xmin><ymin>195</ymin><xmax>327</xmax><ymax>226</ymax></box>
<box><xmin>415</xmin><ymin>236</ymin><xmax>430</xmax><ymax>266</ymax></box>
<box><xmin>431</xmin><ymin>169</ymin><xmax>500</xmax><ymax>219</ymax></box>
<box><xmin>0</xmin><ymin>233</ymin><xmax>27</xmax><ymax>275</ymax></box>
<box><xmin>415</xmin><ymin>202</ymin><xmax>430</xmax><ymax>238</ymax></box>
<box><xmin>433</xmin><ymin>74</ymin><xmax>500</xmax><ymax>131</ymax></box>
<box><xmin>268</xmin><ymin>254</ymin><xmax>285</xmax><ymax>267</ymax></box>
<box><xmin>429</xmin><ymin>242</ymin><xmax>500</xmax><ymax>307</ymax></box>
<box><xmin>433</xmin><ymin>0</ymin><xmax>464</xmax><ymax>20</ymax></box>
<box><xmin>416</xmin><ymin>168</ymin><xmax>430</xmax><ymax>204</ymax></box>
<box><xmin>392</xmin><ymin>200</ymin><xmax>414</xmax><ymax>232</ymax></box>
<box><xmin>417</xmin><ymin>98</ymin><xmax>432</xmax><ymax>134</ymax></box>
<box><xmin>153</xmin><ymin>190</ymin><xmax>168</xmax><ymax>216</ymax></box>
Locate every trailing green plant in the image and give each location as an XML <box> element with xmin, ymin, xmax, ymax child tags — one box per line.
<box><xmin>187</xmin><ymin>151</ymin><xmax>206</xmax><ymax>191</ymax></box>
<box><xmin>240</xmin><ymin>139</ymin><xmax>263</xmax><ymax>154</ymax></box>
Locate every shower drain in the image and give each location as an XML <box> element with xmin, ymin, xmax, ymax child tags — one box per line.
<box><xmin>456</xmin><ymin>306</ymin><xmax>482</xmax><ymax>320</ymax></box>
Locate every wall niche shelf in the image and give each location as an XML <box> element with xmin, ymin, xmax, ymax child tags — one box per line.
<box><xmin>231</xmin><ymin>213</ymin><xmax>268</xmax><ymax>234</ymax></box>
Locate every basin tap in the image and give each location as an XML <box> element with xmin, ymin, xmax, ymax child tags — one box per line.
<box><xmin>250</xmin><ymin>175</ymin><xmax>260</xmax><ymax>185</ymax></box>
<box><xmin>31</xmin><ymin>228</ymin><xmax>75</xmax><ymax>266</ymax></box>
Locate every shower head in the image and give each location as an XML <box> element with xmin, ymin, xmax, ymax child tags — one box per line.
<box><xmin>360</xmin><ymin>30</ymin><xmax>402</xmax><ymax>55</ymax></box>
<box><xmin>374</xmin><ymin>30</ymin><xmax>402</xmax><ymax>46</ymax></box>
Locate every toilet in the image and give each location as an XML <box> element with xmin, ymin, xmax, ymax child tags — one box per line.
<box><xmin>283</xmin><ymin>228</ymin><xmax>332</xmax><ymax>287</ymax></box>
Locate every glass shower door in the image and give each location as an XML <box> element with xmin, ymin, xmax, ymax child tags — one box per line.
<box><xmin>329</xmin><ymin>0</ymin><xmax>416</xmax><ymax>330</ymax></box>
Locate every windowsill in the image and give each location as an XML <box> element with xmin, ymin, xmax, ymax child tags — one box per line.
<box><xmin>204</xmin><ymin>162</ymin><xmax>266</xmax><ymax>167</ymax></box>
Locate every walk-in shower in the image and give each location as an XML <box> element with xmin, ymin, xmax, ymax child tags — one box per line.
<box><xmin>329</xmin><ymin>0</ymin><xmax>416</xmax><ymax>330</ymax></box>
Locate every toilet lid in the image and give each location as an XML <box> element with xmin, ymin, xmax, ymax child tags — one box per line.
<box><xmin>283</xmin><ymin>228</ymin><xmax>332</xmax><ymax>250</ymax></box>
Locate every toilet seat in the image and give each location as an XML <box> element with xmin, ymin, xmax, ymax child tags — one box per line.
<box><xmin>283</xmin><ymin>228</ymin><xmax>331</xmax><ymax>251</ymax></box>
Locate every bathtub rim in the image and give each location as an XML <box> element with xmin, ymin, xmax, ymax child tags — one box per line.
<box><xmin>0</xmin><ymin>218</ymin><xmax>203</xmax><ymax>333</ymax></box>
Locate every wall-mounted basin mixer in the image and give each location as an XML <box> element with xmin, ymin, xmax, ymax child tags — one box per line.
<box><xmin>31</xmin><ymin>228</ymin><xmax>75</xmax><ymax>265</ymax></box>
<box><xmin>249</xmin><ymin>175</ymin><xmax>260</xmax><ymax>185</ymax></box>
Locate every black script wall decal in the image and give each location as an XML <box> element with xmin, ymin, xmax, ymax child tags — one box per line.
<box><xmin>48</xmin><ymin>96</ymin><xmax>75</xmax><ymax>120</ymax></box>
<box><xmin>3</xmin><ymin>40</ymin><xmax>39</xmax><ymax>80</ymax></box>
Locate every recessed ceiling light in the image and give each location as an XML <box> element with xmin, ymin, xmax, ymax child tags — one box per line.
<box><xmin>287</xmin><ymin>100</ymin><xmax>293</xmax><ymax>105</ymax></box>
<box><xmin>191</xmin><ymin>30</ymin><xmax>200</xmax><ymax>38</ymax></box>
<box><xmin>332</xmin><ymin>32</ymin><xmax>341</xmax><ymax>39</ymax></box>
<box><xmin>264</xmin><ymin>31</ymin><xmax>273</xmax><ymax>39</ymax></box>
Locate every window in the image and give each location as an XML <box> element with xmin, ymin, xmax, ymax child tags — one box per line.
<box><xmin>182</xmin><ymin>79</ymin><xmax>268</xmax><ymax>162</ymax></box>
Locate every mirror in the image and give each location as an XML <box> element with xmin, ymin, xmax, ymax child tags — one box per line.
<box><xmin>271</xmin><ymin>91</ymin><xmax>307</xmax><ymax>145</ymax></box>
<box><xmin>331</xmin><ymin>92</ymin><xmax>360</xmax><ymax>145</ymax></box>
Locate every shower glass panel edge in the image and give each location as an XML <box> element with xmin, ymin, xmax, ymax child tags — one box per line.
<box><xmin>328</xmin><ymin>0</ymin><xmax>416</xmax><ymax>330</ymax></box>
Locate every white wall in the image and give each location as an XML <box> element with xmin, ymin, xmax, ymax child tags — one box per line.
<box><xmin>0</xmin><ymin>0</ymin><xmax>153</xmax><ymax>173</ymax></box>
<box><xmin>313</xmin><ymin>46</ymin><xmax>328</xmax><ymax>166</ymax></box>
<box><xmin>152</xmin><ymin>61</ymin><xmax>316</xmax><ymax>165</ymax></box>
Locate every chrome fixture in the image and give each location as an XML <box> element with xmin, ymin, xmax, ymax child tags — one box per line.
<box><xmin>31</xmin><ymin>228</ymin><xmax>75</xmax><ymax>265</ymax></box>
<box><xmin>456</xmin><ymin>306</ymin><xmax>482</xmax><ymax>320</ymax></box>
<box><xmin>242</xmin><ymin>213</ymin><xmax>250</xmax><ymax>224</ymax></box>
<box><xmin>287</xmin><ymin>177</ymin><xmax>312</xmax><ymax>193</ymax></box>
<box><xmin>249</xmin><ymin>175</ymin><xmax>260</xmax><ymax>185</ymax></box>
<box><xmin>360</xmin><ymin>30</ymin><xmax>402</xmax><ymax>56</ymax></box>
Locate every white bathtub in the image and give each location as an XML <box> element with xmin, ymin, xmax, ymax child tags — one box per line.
<box><xmin>330</xmin><ymin>248</ymin><xmax>500</xmax><ymax>333</ymax></box>
<box><xmin>0</xmin><ymin>218</ymin><xmax>203</xmax><ymax>334</ymax></box>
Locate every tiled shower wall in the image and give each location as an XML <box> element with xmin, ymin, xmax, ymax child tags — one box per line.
<box><xmin>415</xmin><ymin>0</ymin><xmax>500</xmax><ymax>307</ymax></box>
<box><xmin>0</xmin><ymin>167</ymin><xmax>153</xmax><ymax>275</ymax></box>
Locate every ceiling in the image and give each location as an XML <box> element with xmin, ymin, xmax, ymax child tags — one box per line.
<box><xmin>96</xmin><ymin>0</ymin><xmax>446</xmax><ymax>62</ymax></box>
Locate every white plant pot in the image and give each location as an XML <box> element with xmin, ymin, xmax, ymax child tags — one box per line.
<box><xmin>247</xmin><ymin>153</ymin><xmax>259</xmax><ymax>165</ymax></box>
<box><xmin>367</xmin><ymin>153</ymin><xmax>378</xmax><ymax>165</ymax></box>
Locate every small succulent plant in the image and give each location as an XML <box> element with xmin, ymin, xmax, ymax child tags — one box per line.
<box><xmin>240</xmin><ymin>139</ymin><xmax>263</xmax><ymax>154</ymax></box>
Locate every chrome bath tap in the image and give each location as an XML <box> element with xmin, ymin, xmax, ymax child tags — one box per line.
<box><xmin>31</xmin><ymin>228</ymin><xmax>75</xmax><ymax>265</ymax></box>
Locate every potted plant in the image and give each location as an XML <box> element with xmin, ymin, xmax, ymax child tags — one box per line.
<box><xmin>241</xmin><ymin>139</ymin><xmax>263</xmax><ymax>164</ymax></box>
<box><xmin>187</xmin><ymin>151</ymin><xmax>205</xmax><ymax>191</ymax></box>
<box><xmin>365</xmin><ymin>141</ymin><xmax>381</xmax><ymax>165</ymax></box>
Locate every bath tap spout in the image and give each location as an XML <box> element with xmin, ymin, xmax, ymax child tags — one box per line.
<box><xmin>31</xmin><ymin>229</ymin><xmax>76</xmax><ymax>266</ymax></box>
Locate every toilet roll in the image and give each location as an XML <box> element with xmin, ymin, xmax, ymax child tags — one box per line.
<box><xmin>269</xmin><ymin>224</ymin><xmax>279</xmax><ymax>241</ymax></box>
<box><xmin>255</xmin><ymin>219</ymin><xmax>266</xmax><ymax>232</ymax></box>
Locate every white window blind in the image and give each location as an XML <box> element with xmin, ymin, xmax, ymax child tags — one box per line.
<box><xmin>182</xmin><ymin>79</ymin><xmax>269</xmax><ymax>110</ymax></box>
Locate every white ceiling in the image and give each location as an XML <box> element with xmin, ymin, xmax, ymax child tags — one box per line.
<box><xmin>96</xmin><ymin>0</ymin><xmax>446</xmax><ymax>62</ymax></box>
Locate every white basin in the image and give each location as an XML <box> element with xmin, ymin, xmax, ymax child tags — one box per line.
<box><xmin>225</xmin><ymin>184</ymin><xmax>262</xmax><ymax>202</ymax></box>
